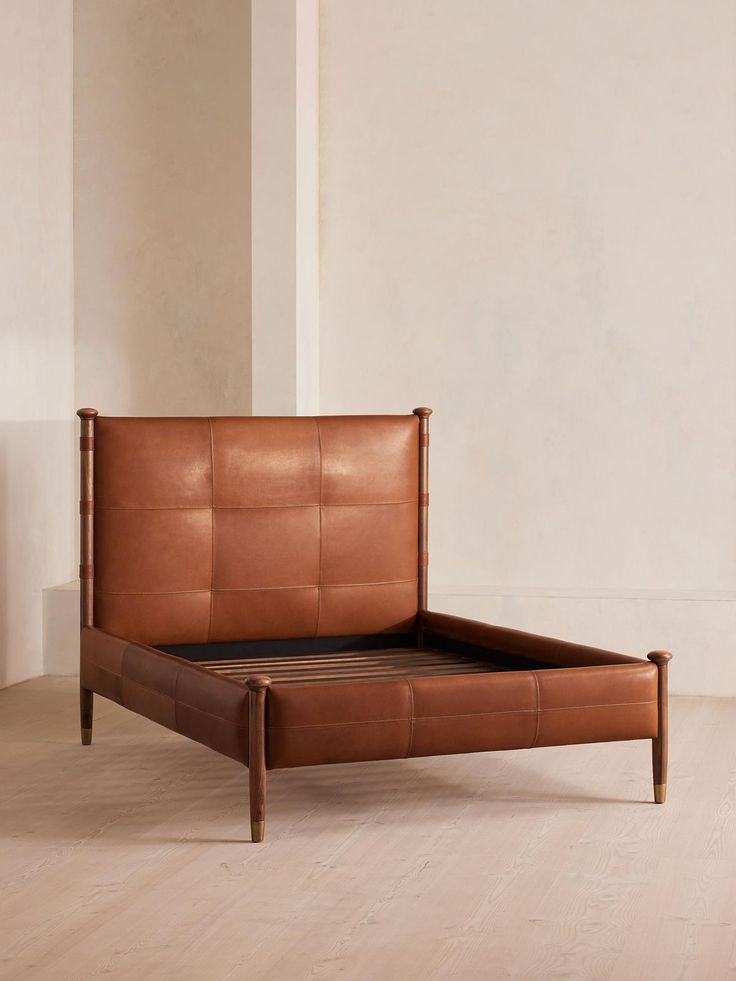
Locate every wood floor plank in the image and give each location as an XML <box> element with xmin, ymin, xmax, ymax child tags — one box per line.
<box><xmin>0</xmin><ymin>679</ymin><xmax>733</xmax><ymax>980</ymax></box>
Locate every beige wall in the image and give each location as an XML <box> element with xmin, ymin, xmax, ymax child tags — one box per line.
<box><xmin>1</xmin><ymin>0</ymin><xmax>253</xmax><ymax>686</ymax></box>
<box><xmin>251</xmin><ymin>0</ymin><xmax>320</xmax><ymax>415</ymax></box>
<box><xmin>319</xmin><ymin>1</ymin><xmax>736</xmax><ymax>694</ymax></box>
<box><xmin>0</xmin><ymin>2</ymin><xmax>75</xmax><ymax>687</ymax></box>
<box><xmin>74</xmin><ymin>0</ymin><xmax>252</xmax><ymax>416</ymax></box>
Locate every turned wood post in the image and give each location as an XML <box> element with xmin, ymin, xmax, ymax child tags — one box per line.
<box><xmin>413</xmin><ymin>407</ymin><xmax>432</xmax><ymax>644</ymax></box>
<box><xmin>647</xmin><ymin>650</ymin><xmax>673</xmax><ymax>804</ymax></box>
<box><xmin>247</xmin><ymin>675</ymin><xmax>271</xmax><ymax>842</ymax></box>
<box><xmin>77</xmin><ymin>407</ymin><xmax>98</xmax><ymax>745</ymax></box>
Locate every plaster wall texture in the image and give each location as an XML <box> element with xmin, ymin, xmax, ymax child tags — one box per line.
<box><xmin>319</xmin><ymin>0</ymin><xmax>736</xmax><ymax>694</ymax></box>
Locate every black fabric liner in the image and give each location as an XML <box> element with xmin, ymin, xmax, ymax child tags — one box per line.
<box><xmin>158</xmin><ymin>634</ymin><xmax>417</xmax><ymax>662</ymax></box>
<box><xmin>158</xmin><ymin>632</ymin><xmax>554</xmax><ymax>672</ymax></box>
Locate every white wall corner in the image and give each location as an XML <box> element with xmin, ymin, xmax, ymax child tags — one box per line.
<box><xmin>251</xmin><ymin>0</ymin><xmax>319</xmax><ymax>416</ymax></box>
<box><xmin>428</xmin><ymin>585</ymin><xmax>736</xmax><ymax>699</ymax></box>
<box><xmin>43</xmin><ymin>581</ymin><xmax>79</xmax><ymax>676</ymax></box>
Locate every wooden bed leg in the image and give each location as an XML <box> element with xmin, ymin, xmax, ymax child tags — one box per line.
<box><xmin>413</xmin><ymin>407</ymin><xmax>432</xmax><ymax>650</ymax></box>
<box><xmin>247</xmin><ymin>676</ymin><xmax>271</xmax><ymax>842</ymax></box>
<box><xmin>80</xmin><ymin>685</ymin><xmax>93</xmax><ymax>745</ymax></box>
<box><xmin>77</xmin><ymin>408</ymin><xmax>98</xmax><ymax>749</ymax></box>
<box><xmin>647</xmin><ymin>651</ymin><xmax>672</xmax><ymax>804</ymax></box>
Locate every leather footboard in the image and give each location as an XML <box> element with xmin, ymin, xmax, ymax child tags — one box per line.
<box><xmin>265</xmin><ymin>661</ymin><xmax>659</xmax><ymax>769</ymax></box>
<box><xmin>81</xmin><ymin>627</ymin><xmax>250</xmax><ymax>764</ymax></box>
<box><xmin>82</xmin><ymin>627</ymin><xmax>659</xmax><ymax>772</ymax></box>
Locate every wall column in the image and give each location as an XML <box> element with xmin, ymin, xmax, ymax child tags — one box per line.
<box><xmin>251</xmin><ymin>0</ymin><xmax>319</xmax><ymax>415</ymax></box>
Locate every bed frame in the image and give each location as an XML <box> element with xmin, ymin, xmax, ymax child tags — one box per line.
<box><xmin>77</xmin><ymin>407</ymin><xmax>671</xmax><ymax>842</ymax></box>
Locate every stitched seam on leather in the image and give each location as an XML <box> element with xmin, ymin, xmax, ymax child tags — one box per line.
<box><xmin>207</xmin><ymin>417</ymin><xmax>216</xmax><ymax>644</ymax></box>
<box><xmin>315</xmin><ymin>418</ymin><xmax>323</xmax><ymax>638</ymax></box>
<box><xmin>97</xmin><ymin>589</ymin><xmax>213</xmax><ymax>596</ymax></box>
<box><xmin>119</xmin><ymin>676</ymin><xmax>248</xmax><ymax>726</ymax></box>
<box><xmin>79</xmin><ymin>662</ymin><xmax>122</xmax><ymax>682</ymax></box>
<box><xmin>97</xmin><ymin>579</ymin><xmax>418</xmax><ymax>596</ymax></box>
<box><xmin>268</xmin><ymin>718</ymin><xmax>408</xmax><ymax>729</ymax></box>
<box><xmin>95</xmin><ymin>500</ymin><xmax>419</xmax><ymax>511</ymax></box>
<box><xmin>531</xmin><ymin>672</ymin><xmax>541</xmax><ymax>748</ymax></box>
<box><xmin>539</xmin><ymin>700</ymin><xmax>658</xmax><ymax>711</ymax></box>
<box><xmin>95</xmin><ymin>506</ymin><xmax>213</xmax><ymax>512</ymax></box>
<box><xmin>174</xmin><ymin>702</ymin><xmax>248</xmax><ymax>728</ymax></box>
<box><xmin>406</xmin><ymin>680</ymin><xmax>415</xmax><ymax>757</ymax></box>
<box><xmin>413</xmin><ymin>700</ymin><xmax>658</xmax><ymax>721</ymax></box>
<box><xmin>318</xmin><ymin>579</ymin><xmax>418</xmax><ymax>589</ymax></box>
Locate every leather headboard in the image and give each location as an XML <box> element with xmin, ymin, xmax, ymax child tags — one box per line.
<box><xmin>92</xmin><ymin>415</ymin><xmax>420</xmax><ymax>646</ymax></box>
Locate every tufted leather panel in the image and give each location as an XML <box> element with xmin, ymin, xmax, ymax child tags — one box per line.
<box><xmin>93</xmin><ymin>415</ymin><xmax>419</xmax><ymax>646</ymax></box>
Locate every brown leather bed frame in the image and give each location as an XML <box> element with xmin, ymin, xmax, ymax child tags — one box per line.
<box><xmin>77</xmin><ymin>407</ymin><xmax>671</xmax><ymax>842</ymax></box>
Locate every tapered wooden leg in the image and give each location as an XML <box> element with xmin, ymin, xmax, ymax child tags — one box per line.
<box><xmin>647</xmin><ymin>651</ymin><xmax>672</xmax><ymax>803</ymax></box>
<box><xmin>80</xmin><ymin>686</ymin><xmax>93</xmax><ymax>745</ymax></box>
<box><xmin>247</xmin><ymin>676</ymin><xmax>271</xmax><ymax>842</ymax></box>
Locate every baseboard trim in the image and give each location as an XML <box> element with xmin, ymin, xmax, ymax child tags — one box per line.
<box><xmin>429</xmin><ymin>586</ymin><xmax>736</xmax><ymax>698</ymax></box>
<box><xmin>430</xmin><ymin>584</ymin><xmax>736</xmax><ymax>603</ymax></box>
<box><xmin>38</xmin><ymin>580</ymin><xmax>736</xmax><ymax>697</ymax></box>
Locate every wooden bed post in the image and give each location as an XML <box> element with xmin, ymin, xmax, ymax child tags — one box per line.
<box><xmin>647</xmin><ymin>650</ymin><xmax>672</xmax><ymax>803</ymax></box>
<box><xmin>413</xmin><ymin>407</ymin><xmax>432</xmax><ymax>644</ymax></box>
<box><xmin>246</xmin><ymin>676</ymin><xmax>271</xmax><ymax>842</ymax></box>
<box><xmin>77</xmin><ymin>408</ymin><xmax>98</xmax><ymax>746</ymax></box>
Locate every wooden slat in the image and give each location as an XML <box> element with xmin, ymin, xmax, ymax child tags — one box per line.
<box><xmin>196</xmin><ymin>646</ymin><xmax>506</xmax><ymax>686</ymax></box>
<box><xmin>209</xmin><ymin>657</ymin><xmax>491</xmax><ymax>674</ymax></box>
<box><xmin>212</xmin><ymin>669</ymin><xmax>476</xmax><ymax>683</ymax></box>
<box><xmin>202</xmin><ymin>648</ymin><xmax>486</xmax><ymax>666</ymax></box>
<box><xmin>201</xmin><ymin>648</ymin><xmax>450</xmax><ymax>668</ymax></box>
<box><xmin>208</xmin><ymin>655</ymin><xmax>470</xmax><ymax>673</ymax></box>
<box><xmin>214</xmin><ymin>670</ymin><xmax>490</xmax><ymax>684</ymax></box>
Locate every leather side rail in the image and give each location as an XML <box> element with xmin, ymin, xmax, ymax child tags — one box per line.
<box><xmin>81</xmin><ymin>627</ymin><xmax>249</xmax><ymax>764</ymax></box>
<box><xmin>410</xmin><ymin>662</ymin><xmax>658</xmax><ymax>756</ymax></box>
<box><xmin>265</xmin><ymin>660</ymin><xmax>658</xmax><ymax>769</ymax></box>
<box><xmin>422</xmin><ymin>611</ymin><xmax>646</xmax><ymax>667</ymax></box>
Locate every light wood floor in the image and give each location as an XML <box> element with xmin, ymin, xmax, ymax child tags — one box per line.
<box><xmin>0</xmin><ymin>678</ymin><xmax>734</xmax><ymax>981</ymax></box>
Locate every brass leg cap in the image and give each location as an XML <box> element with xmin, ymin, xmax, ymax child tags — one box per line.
<box><xmin>81</xmin><ymin>728</ymin><xmax>92</xmax><ymax>746</ymax></box>
<box><xmin>654</xmin><ymin>783</ymin><xmax>666</xmax><ymax>804</ymax></box>
<box><xmin>251</xmin><ymin>820</ymin><xmax>265</xmax><ymax>843</ymax></box>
